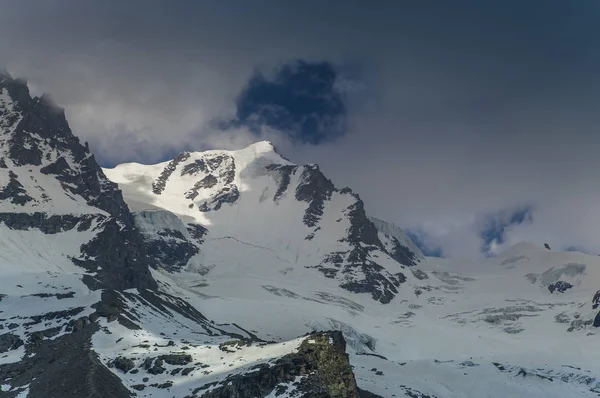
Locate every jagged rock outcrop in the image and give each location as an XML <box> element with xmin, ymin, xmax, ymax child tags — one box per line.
<box><xmin>133</xmin><ymin>210</ymin><xmax>202</xmax><ymax>272</ymax></box>
<box><xmin>0</xmin><ymin>72</ymin><xmax>155</xmax><ymax>291</ymax></box>
<box><xmin>192</xmin><ymin>331</ymin><xmax>359</xmax><ymax>398</ymax></box>
<box><xmin>548</xmin><ymin>281</ymin><xmax>573</xmax><ymax>294</ymax></box>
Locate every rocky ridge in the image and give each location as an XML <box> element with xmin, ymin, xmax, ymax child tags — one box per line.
<box><xmin>0</xmin><ymin>73</ymin><xmax>368</xmax><ymax>397</ymax></box>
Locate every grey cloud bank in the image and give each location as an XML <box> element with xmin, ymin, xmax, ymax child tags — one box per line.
<box><xmin>1</xmin><ymin>0</ymin><xmax>600</xmax><ymax>258</ymax></box>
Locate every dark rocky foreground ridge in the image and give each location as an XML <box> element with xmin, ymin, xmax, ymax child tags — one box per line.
<box><xmin>0</xmin><ymin>72</ymin><xmax>155</xmax><ymax>291</ymax></box>
<box><xmin>0</xmin><ymin>73</ymin><xmax>373</xmax><ymax>397</ymax></box>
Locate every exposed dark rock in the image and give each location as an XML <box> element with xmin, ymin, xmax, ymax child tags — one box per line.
<box><xmin>153</xmin><ymin>152</ymin><xmax>191</xmax><ymax>194</ymax></box>
<box><xmin>295</xmin><ymin>165</ymin><xmax>334</xmax><ymax>227</ymax></box>
<box><xmin>267</xmin><ymin>164</ymin><xmax>297</xmax><ymax>201</ymax></box>
<box><xmin>592</xmin><ymin>290</ymin><xmax>600</xmax><ymax>309</ymax></box>
<box><xmin>305</xmin><ymin>182</ymin><xmax>415</xmax><ymax>303</ymax></box>
<box><xmin>0</xmin><ymin>74</ymin><xmax>157</xmax><ymax>292</ymax></box>
<box><xmin>548</xmin><ymin>281</ymin><xmax>573</xmax><ymax>294</ymax></box>
<box><xmin>143</xmin><ymin>358</ymin><xmax>166</xmax><ymax>375</ymax></box>
<box><xmin>181</xmin><ymin>367</ymin><xmax>194</xmax><ymax>376</ymax></box>
<box><xmin>219</xmin><ymin>157</ymin><xmax>236</xmax><ymax>185</ymax></box>
<box><xmin>39</xmin><ymin>156</ymin><xmax>70</xmax><ymax>176</ymax></box>
<box><xmin>187</xmin><ymin>223</ymin><xmax>208</xmax><ymax>245</ymax></box>
<box><xmin>153</xmin><ymin>381</ymin><xmax>173</xmax><ymax>389</ymax></box>
<box><xmin>181</xmin><ymin>159</ymin><xmax>207</xmax><ymax>176</ymax></box>
<box><xmin>411</xmin><ymin>269</ymin><xmax>429</xmax><ymax>280</ymax></box>
<box><xmin>159</xmin><ymin>353</ymin><xmax>192</xmax><ymax>366</ymax></box>
<box><xmin>0</xmin><ymin>333</ymin><xmax>24</xmax><ymax>353</ymax></box>
<box><xmin>74</xmin><ymin>215</ymin><xmax>157</xmax><ymax>291</ymax></box>
<box><xmin>39</xmin><ymin>326</ymin><xmax>62</xmax><ymax>339</ymax></box>
<box><xmin>182</xmin><ymin>155</ymin><xmax>236</xmax><ymax>205</ymax></box>
<box><xmin>91</xmin><ymin>290</ymin><xmax>141</xmax><ymax>331</ymax></box>
<box><xmin>205</xmin><ymin>155</ymin><xmax>224</xmax><ymax>170</ymax></box>
<box><xmin>387</xmin><ymin>237</ymin><xmax>420</xmax><ymax>267</ymax></box>
<box><xmin>0</xmin><ymin>171</ymin><xmax>34</xmax><ymax>205</ymax></box>
<box><xmin>0</xmin><ymin>212</ymin><xmax>94</xmax><ymax>234</ymax></box>
<box><xmin>355</xmin><ymin>352</ymin><xmax>387</xmax><ymax>360</ymax></box>
<box><xmin>341</xmin><ymin>266</ymin><xmax>398</xmax><ymax>305</ymax></box>
<box><xmin>198</xmin><ymin>185</ymin><xmax>240</xmax><ymax>212</ymax></box>
<box><xmin>0</xmin><ymin>321</ymin><xmax>132</xmax><ymax>398</ymax></box>
<box><xmin>340</xmin><ymin>193</ymin><xmax>381</xmax><ymax>248</ymax></box>
<box><xmin>185</xmin><ymin>175</ymin><xmax>219</xmax><ymax>200</ymax></box>
<box><xmin>110</xmin><ymin>357</ymin><xmax>136</xmax><ymax>373</ymax></box>
<box><xmin>194</xmin><ymin>331</ymin><xmax>359</xmax><ymax>398</ymax></box>
<box><xmin>29</xmin><ymin>292</ymin><xmax>76</xmax><ymax>299</ymax></box>
<box><xmin>198</xmin><ymin>174</ymin><xmax>219</xmax><ymax>189</ymax></box>
<box><xmin>25</xmin><ymin>307</ymin><xmax>85</xmax><ymax>326</ymax></box>
<box><xmin>144</xmin><ymin>229</ymin><xmax>199</xmax><ymax>272</ymax></box>
<box><xmin>219</xmin><ymin>339</ymin><xmax>251</xmax><ymax>352</ymax></box>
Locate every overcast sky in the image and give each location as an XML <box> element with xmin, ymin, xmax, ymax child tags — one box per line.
<box><xmin>2</xmin><ymin>0</ymin><xmax>600</xmax><ymax>258</ymax></box>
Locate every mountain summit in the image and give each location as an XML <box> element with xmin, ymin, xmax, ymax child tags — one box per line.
<box><xmin>104</xmin><ymin>141</ymin><xmax>423</xmax><ymax>304</ymax></box>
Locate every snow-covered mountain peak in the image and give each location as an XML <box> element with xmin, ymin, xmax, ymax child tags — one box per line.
<box><xmin>234</xmin><ymin>139</ymin><xmax>290</xmax><ymax>163</ymax></box>
<box><xmin>105</xmin><ymin>141</ymin><xmax>423</xmax><ymax>304</ymax></box>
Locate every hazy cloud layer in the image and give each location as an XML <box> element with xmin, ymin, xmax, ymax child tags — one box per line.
<box><xmin>2</xmin><ymin>0</ymin><xmax>600</xmax><ymax>258</ymax></box>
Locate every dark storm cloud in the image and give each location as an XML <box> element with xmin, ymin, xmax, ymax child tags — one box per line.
<box><xmin>2</xmin><ymin>0</ymin><xmax>600</xmax><ymax>257</ymax></box>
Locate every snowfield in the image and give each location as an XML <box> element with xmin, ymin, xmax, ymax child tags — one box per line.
<box><xmin>101</xmin><ymin>142</ymin><xmax>600</xmax><ymax>397</ymax></box>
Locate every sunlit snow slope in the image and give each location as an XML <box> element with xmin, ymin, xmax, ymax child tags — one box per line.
<box><xmin>105</xmin><ymin>143</ymin><xmax>600</xmax><ymax>397</ymax></box>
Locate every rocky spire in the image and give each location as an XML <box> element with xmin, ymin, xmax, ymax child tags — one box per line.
<box><xmin>0</xmin><ymin>74</ymin><xmax>156</xmax><ymax>290</ymax></box>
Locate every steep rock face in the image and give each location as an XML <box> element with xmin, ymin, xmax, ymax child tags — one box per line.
<box><xmin>133</xmin><ymin>209</ymin><xmax>204</xmax><ymax>272</ymax></box>
<box><xmin>193</xmin><ymin>331</ymin><xmax>359</xmax><ymax>398</ymax></box>
<box><xmin>548</xmin><ymin>281</ymin><xmax>573</xmax><ymax>293</ymax></box>
<box><xmin>0</xmin><ymin>73</ymin><xmax>155</xmax><ymax>290</ymax></box>
<box><xmin>1</xmin><ymin>320</ymin><xmax>133</xmax><ymax>398</ymax></box>
<box><xmin>105</xmin><ymin>142</ymin><xmax>424</xmax><ymax>304</ymax></box>
<box><xmin>368</xmin><ymin>216</ymin><xmax>424</xmax><ymax>267</ymax></box>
